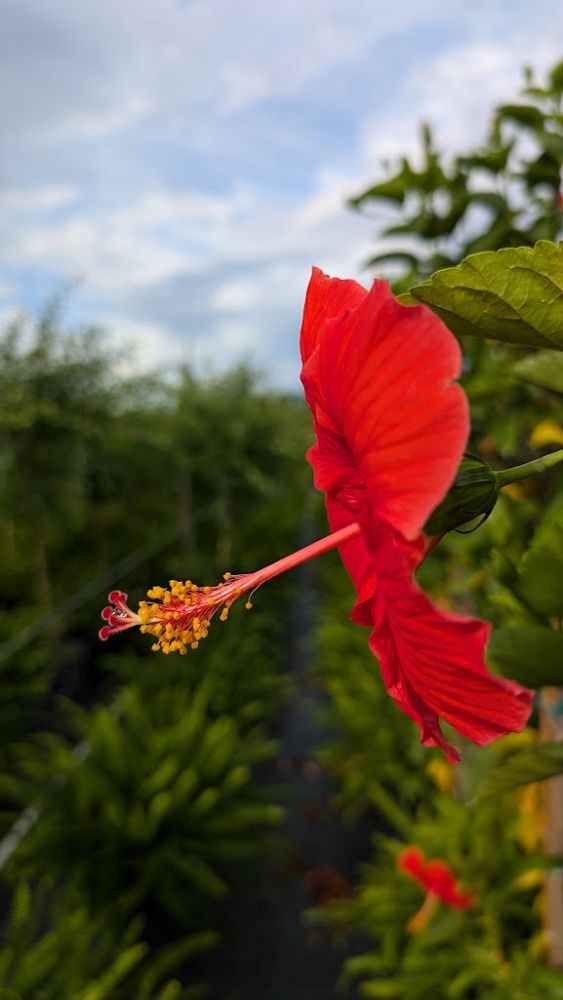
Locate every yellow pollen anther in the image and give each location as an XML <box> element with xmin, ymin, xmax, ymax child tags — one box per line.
<box><xmin>104</xmin><ymin>521</ymin><xmax>363</xmax><ymax>658</ymax></box>
<box><xmin>136</xmin><ymin>566</ymin><xmax>254</xmax><ymax>656</ymax></box>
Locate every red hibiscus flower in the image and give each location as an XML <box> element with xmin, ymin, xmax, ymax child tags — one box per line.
<box><xmin>397</xmin><ymin>846</ymin><xmax>475</xmax><ymax>909</ymax></box>
<box><xmin>397</xmin><ymin>846</ymin><xmax>475</xmax><ymax>931</ymax></box>
<box><xmin>299</xmin><ymin>269</ymin><xmax>532</xmax><ymax>761</ymax></box>
<box><xmin>100</xmin><ymin>269</ymin><xmax>533</xmax><ymax>762</ymax></box>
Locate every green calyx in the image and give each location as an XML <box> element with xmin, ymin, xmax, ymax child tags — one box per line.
<box><xmin>425</xmin><ymin>446</ymin><xmax>563</xmax><ymax>537</ymax></box>
<box><xmin>425</xmin><ymin>453</ymin><xmax>498</xmax><ymax>536</ymax></box>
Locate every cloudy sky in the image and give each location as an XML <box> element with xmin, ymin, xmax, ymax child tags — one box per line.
<box><xmin>1</xmin><ymin>0</ymin><xmax>562</xmax><ymax>388</ymax></box>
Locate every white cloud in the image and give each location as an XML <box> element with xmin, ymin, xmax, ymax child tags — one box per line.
<box><xmin>0</xmin><ymin>0</ymin><xmax>448</xmax><ymax>156</ymax></box>
<box><xmin>409</xmin><ymin>37</ymin><xmax>562</xmax><ymax>149</ymax></box>
<box><xmin>98</xmin><ymin>314</ymin><xmax>189</xmax><ymax>377</ymax></box>
<box><xmin>3</xmin><ymin>186</ymin><xmax>256</xmax><ymax>295</ymax></box>
<box><xmin>1</xmin><ymin>0</ymin><xmax>562</xmax><ymax>388</ymax></box>
<box><xmin>0</xmin><ymin>184</ymin><xmax>77</xmax><ymax>212</ymax></box>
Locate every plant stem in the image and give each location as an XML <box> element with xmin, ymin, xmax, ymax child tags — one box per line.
<box><xmin>495</xmin><ymin>449</ymin><xmax>563</xmax><ymax>489</ymax></box>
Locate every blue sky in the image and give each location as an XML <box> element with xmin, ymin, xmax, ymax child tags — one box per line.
<box><xmin>1</xmin><ymin>0</ymin><xmax>562</xmax><ymax>388</ymax></box>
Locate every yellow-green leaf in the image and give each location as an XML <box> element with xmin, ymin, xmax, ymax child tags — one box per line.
<box><xmin>408</xmin><ymin>241</ymin><xmax>563</xmax><ymax>349</ymax></box>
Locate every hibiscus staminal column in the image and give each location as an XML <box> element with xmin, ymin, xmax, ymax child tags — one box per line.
<box><xmin>99</xmin><ymin>522</ymin><xmax>362</xmax><ymax>654</ymax></box>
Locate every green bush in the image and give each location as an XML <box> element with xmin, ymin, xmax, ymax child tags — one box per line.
<box><xmin>0</xmin><ymin>881</ymin><xmax>217</xmax><ymax>1000</ymax></box>
<box><xmin>3</xmin><ymin>675</ymin><xmax>283</xmax><ymax>926</ymax></box>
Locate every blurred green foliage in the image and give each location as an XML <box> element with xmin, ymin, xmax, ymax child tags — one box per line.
<box><xmin>349</xmin><ymin>60</ymin><xmax>563</xmax><ymax>292</ymax></box>
<box><xmin>1</xmin><ymin>53</ymin><xmax>563</xmax><ymax>1000</ymax></box>
<box><xmin>4</xmin><ymin>678</ymin><xmax>281</xmax><ymax>923</ymax></box>
<box><xmin>0</xmin><ymin>881</ymin><xmax>217</xmax><ymax>1000</ymax></box>
<box><xmin>308</xmin><ymin>785</ymin><xmax>562</xmax><ymax>999</ymax></box>
<box><xmin>304</xmin><ymin>56</ymin><xmax>563</xmax><ymax>997</ymax></box>
<box><xmin>0</xmin><ymin>303</ymin><xmax>312</xmax><ymax>992</ymax></box>
<box><xmin>314</xmin><ymin>552</ymin><xmax>436</xmax><ymax>831</ymax></box>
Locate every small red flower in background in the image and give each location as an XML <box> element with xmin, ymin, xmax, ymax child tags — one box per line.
<box><xmin>301</xmin><ymin>269</ymin><xmax>533</xmax><ymax>762</ymax></box>
<box><xmin>100</xmin><ymin>268</ymin><xmax>533</xmax><ymax>761</ymax></box>
<box><xmin>397</xmin><ymin>846</ymin><xmax>475</xmax><ymax>931</ymax></box>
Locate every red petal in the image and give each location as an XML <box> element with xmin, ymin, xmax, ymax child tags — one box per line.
<box><xmin>423</xmin><ymin>859</ymin><xmax>457</xmax><ymax>899</ymax></box>
<box><xmin>397</xmin><ymin>846</ymin><xmax>426</xmax><ymax>880</ymax></box>
<box><xmin>448</xmin><ymin>886</ymin><xmax>476</xmax><ymax>909</ymax></box>
<box><xmin>303</xmin><ymin>279</ymin><xmax>468</xmax><ymax>541</ymax></box>
<box><xmin>325</xmin><ymin>491</ymin><xmax>425</xmax><ymax>625</ymax></box>
<box><xmin>299</xmin><ymin>272</ymin><xmax>532</xmax><ymax>759</ymax></box>
<box><xmin>423</xmin><ymin>860</ymin><xmax>475</xmax><ymax>908</ymax></box>
<box><xmin>323</xmin><ymin>492</ymin><xmax>378</xmax><ymax>625</ymax></box>
<box><xmin>300</xmin><ymin>267</ymin><xmax>368</xmax><ymax>366</ymax></box>
<box><xmin>367</xmin><ymin>524</ymin><xmax>534</xmax><ymax>762</ymax></box>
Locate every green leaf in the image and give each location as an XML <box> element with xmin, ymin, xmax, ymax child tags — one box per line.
<box><xmin>79</xmin><ymin>943</ymin><xmax>148</xmax><ymax>1000</ymax></box>
<box><xmin>457</xmin><ymin>142</ymin><xmax>514</xmax><ymax>174</ymax></box>
<box><xmin>461</xmin><ymin>212</ymin><xmax>522</xmax><ymax>256</ymax></box>
<box><xmin>170</xmin><ymin>855</ymin><xmax>227</xmax><ymax>898</ymax></box>
<box><xmin>348</xmin><ymin>159</ymin><xmax>414</xmax><ymax>206</ymax></box>
<box><xmin>549</xmin><ymin>59</ymin><xmax>563</xmax><ymax>93</ymax></box>
<box><xmin>477</xmin><ymin>743</ymin><xmax>563</xmax><ymax>801</ymax></box>
<box><xmin>512</xmin><ymin>349</ymin><xmax>563</xmax><ymax>393</ymax></box>
<box><xmin>408</xmin><ymin>241</ymin><xmax>563</xmax><ymax>349</ymax></box>
<box><xmin>9</xmin><ymin>883</ymin><xmax>32</xmax><ymax>940</ymax></box>
<box><xmin>366</xmin><ymin>251</ymin><xmax>420</xmax><ymax>270</ymax></box>
<box><xmin>523</xmin><ymin>151</ymin><xmax>562</xmax><ymax>191</ymax></box>
<box><xmin>519</xmin><ymin>492</ymin><xmax>563</xmax><ymax>617</ymax></box>
<box><xmin>469</xmin><ymin>191</ymin><xmax>508</xmax><ymax>212</ymax></box>
<box><xmin>487</xmin><ymin>625</ymin><xmax>563</xmax><ymax>687</ymax></box>
<box><xmin>153</xmin><ymin>984</ymin><xmax>182</xmax><ymax>1000</ymax></box>
<box><xmin>496</xmin><ymin>103</ymin><xmax>545</xmax><ymax>129</ymax></box>
<box><xmin>138</xmin><ymin>930</ymin><xmax>218</xmax><ymax>997</ymax></box>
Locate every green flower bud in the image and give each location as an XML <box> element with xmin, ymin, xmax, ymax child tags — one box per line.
<box><xmin>424</xmin><ymin>453</ymin><xmax>498</xmax><ymax>536</ymax></box>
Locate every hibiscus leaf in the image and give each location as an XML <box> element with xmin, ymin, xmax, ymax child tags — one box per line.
<box><xmin>477</xmin><ymin>743</ymin><xmax>563</xmax><ymax>801</ymax></box>
<box><xmin>512</xmin><ymin>349</ymin><xmax>563</xmax><ymax>393</ymax></box>
<box><xmin>407</xmin><ymin>241</ymin><xmax>563</xmax><ymax>349</ymax></box>
<box><xmin>487</xmin><ymin>625</ymin><xmax>563</xmax><ymax>687</ymax></box>
<box><xmin>519</xmin><ymin>492</ymin><xmax>563</xmax><ymax>618</ymax></box>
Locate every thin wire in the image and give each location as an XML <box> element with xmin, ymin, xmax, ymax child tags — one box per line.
<box><xmin>0</xmin><ymin>524</ymin><xmax>180</xmax><ymax>664</ymax></box>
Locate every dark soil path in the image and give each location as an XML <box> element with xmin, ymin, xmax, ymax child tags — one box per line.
<box><xmin>205</xmin><ymin>532</ymin><xmax>375</xmax><ymax>1000</ymax></box>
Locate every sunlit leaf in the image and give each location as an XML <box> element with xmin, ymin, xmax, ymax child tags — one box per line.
<box><xmin>408</xmin><ymin>241</ymin><xmax>563</xmax><ymax>349</ymax></box>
